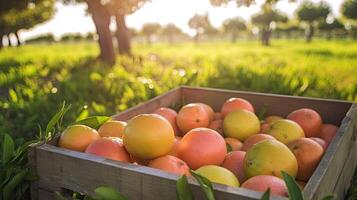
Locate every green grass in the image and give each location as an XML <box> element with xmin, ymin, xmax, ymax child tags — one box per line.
<box><xmin>0</xmin><ymin>40</ymin><xmax>356</xmax><ymax>139</ymax></box>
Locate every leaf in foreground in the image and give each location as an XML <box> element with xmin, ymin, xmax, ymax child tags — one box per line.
<box><xmin>191</xmin><ymin>170</ymin><xmax>215</xmax><ymax>200</ymax></box>
<box><xmin>76</xmin><ymin>116</ymin><xmax>111</xmax><ymax>129</ymax></box>
<box><xmin>94</xmin><ymin>186</ymin><xmax>129</xmax><ymax>200</ymax></box>
<box><xmin>281</xmin><ymin>171</ymin><xmax>303</xmax><ymax>200</ymax></box>
<box><xmin>176</xmin><ymin>175</ymin><xmax>194</xmax><ymax>200</ymax></box>
<box><xmin>2</xmin><ymin>134</ymin><xmax>15</xmax><ymax>164</ymax></box>
<box><xmin>260</xmin><ymin>188</ymin><xmax>271</xmax><ymax>200</ymax></box>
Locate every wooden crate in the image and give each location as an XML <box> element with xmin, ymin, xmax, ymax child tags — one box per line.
<box><xmin>28</xmin><ymin>86</ymin><xmax>357</xmax><ymax>200</ymax></box>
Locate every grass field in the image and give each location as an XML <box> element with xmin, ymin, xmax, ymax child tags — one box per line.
<box><xmin>1</xmin><ymin>39</ymin><xmax>357</xmax><ymax>199</ymax></box>
<box><xmin>0</xmin><ymin>39</ymin><xmax>356</xmax><ymax>139</ymax></box>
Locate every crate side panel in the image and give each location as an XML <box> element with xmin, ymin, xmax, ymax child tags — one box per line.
<box><xmin>303</xmin><ymin>104</ymin><xmax>357</xmax><ymax>200</ymax></box>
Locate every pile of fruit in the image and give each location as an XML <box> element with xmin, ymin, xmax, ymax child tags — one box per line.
<box><xmin>58</xmin><ymin>97</ymin><xmax>339</xmax><ymax>197</ymax></box>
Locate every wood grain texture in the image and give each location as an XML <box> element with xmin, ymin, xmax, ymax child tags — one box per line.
<box><xmin>29</xmin><ymin>86</ymin><xmax>356</xmax><ymax>200</ymax></box>
<box><xmin>32</xmin><ymin>143</ymin><xmax>287</xmax><ymax>200</ymax></box>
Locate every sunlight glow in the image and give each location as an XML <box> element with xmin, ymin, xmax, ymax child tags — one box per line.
<box><xmin>20</xmin><ymin>0</ymin><xmax>344</xmax><ymax>40</ymax></box>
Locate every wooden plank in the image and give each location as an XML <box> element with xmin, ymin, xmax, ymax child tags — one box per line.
<box><xmin>34</xmin><ymin>144</ymin><xmax>286</xmax><ymax>200</ymax></box>
<box><xmin>111</xmin><ymin>87</ymin><xmax>182</xmax><ymax>121</ymax></box>
<box><xmin>303</xmin><ymin>104</ymin><xmax>357</xmax><ymax>200</ymax></box>
<box><xmin>181</xmin><ymin>86</ymin><xmax>351</xmax><ymax>125</ymax></box>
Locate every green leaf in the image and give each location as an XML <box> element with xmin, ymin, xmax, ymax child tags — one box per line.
<box><xmin>76</xmin><ymin>108</ymin><xmax>89</xmax><ymax>121</ymax></box>
<box><xmin>76</xmin><ymin>116</ymin><xmax>110</xmax><ymax>129</ymax></box>
<box><xmin>191</xmin><ymin>170</ymin><xmax>215</xmax><ymax>200</ymax></box>
<box><xmin>2</xmin><ymin>134</ymin><xmax>15</xmax><ymax>164</ymax></box>
<box><xmin>54</xmin><ymin>191</ymin><xmax>67</xmax><ymax>200</ymax></box>
<box><xmin>3</xmin><ymin>170</ymin><xmax>27</xmax><ymax>200</ymax></box>
<box><xmin>45</xmin><ymin>103</ymin><xmax>70</xmax><ymax>139</ymax></box>
<box><xmin>319</xmin><ymin>194</ymin><xmax>335</xmax><ymax>200</ymax></box>
<box><xmin>176</xmin><ymin>175</ymin><xmax>194</xmax><ymax>200</ymax></box>
<box><xmin>94</xmin><ymin>186</ymin><xmax>129</xmax><ymax>200</ymax></box>
<box><xmin>257</xmin><ymin>105</ymin><xmax>269</xmax><ymax>121</ymax></box>
<box><xmin>226</xmin><ymin>143</ymin><xmax>233</xmax><ymax>153</ymax></box>
<box><xmin>281</xmin><ymin>171</ymin><xmax>303</xmax><ymax>200</ymax></box>
<box><xmin>260</xmin><ymin>188</ymin><xmax>271</xmax><ymax>200</ymax></box>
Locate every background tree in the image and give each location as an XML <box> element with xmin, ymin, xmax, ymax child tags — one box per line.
<box><xmin>188</xmin><ymin>14</ymin><xmax>212</xmax><ymax>42</ymax></box>
<box><xmin>222</xmin><ymin>17</ymin><xmax>247</xmax><ymax>42</ymax></box>
<box><xmin>341</xmin><ymin>0</ymin><xmax>357</xmax><ymax>20</ymax></box>
<box><xmin>141</xmin><ymin>23</ymin><xmax>161</xmax><ymax>44</ymax></box>
<box><xmin>296</xmin><ymin>1</ymin><xmax>331</xmax><ymax>42</ymax></box>
<box><xmin>318</xmin><ymin>18</ymin><xmax>344</xmax><ymax>39</ymax></box>
<box><xmin>251</xmin><ymin>5</ymin><xmax>287</xmax><ymax>46</ymax></box>
<box><xmin>275</xmin><ymin>20</ymin><xmax>303</xmax><ymax>39</ymax></box>
<box><xmin>0</xmin><ymin>0</ymin><xmax>55</xmax><ymax>48</ymax></box>
<box><xmin>161</xmin><ymin>23</ymin><xmax>183</xmax><ymax>43</ymax></box>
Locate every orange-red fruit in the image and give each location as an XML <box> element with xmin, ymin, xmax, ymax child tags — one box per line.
<box><xmin>176</xmin><ymin>104</ymin><xmax>210</xmax><ymax>134</ymax></box>
<box><xmin>209</xmin><ymin>120</ymin><xmax>223</xmax><ymax>135</ymax></box>
<box><xmin>287</xmin><ymin>108</ymin><xmax>322</xmax><ymax>137</ymax></box>
<box><xmin>154</xmin><ymin>107</ymin><xmax>180</xmax><ymax>136</ymax></box>
<box><xmin>309</xmin><ymin>137</ymin><xmax>327</xmax><ymax>150</ymax></box>
<box><xmin>287</xmin><ymin>138</ymin><xmax>324</xmax><ymax>181</ymax></box>
<box><xmin>225</xmin><ymin>138</ymin><xmax>243</xmax><ymax>151</ymax></box>
<box><xmin>242</xmin><ymin>134</ymin><xmax>276</xmax><ymax>152</ymax></box>
<box><xmin>98</xmin><ymin>120</ymin><xmax>127</xmax><ymax>138</ymax></box>
<box><xmin>148</xmin><ymin>155</ymin><xmax>190</xmax><ymax>176</ymax></box>
<box><xmin>85</xmin><ymin>137</ymin><xmax>131</xmax><ymax>162</ymax></box>
<box><xmin>214</xmin><ymin>112</ymin><xmax>223</xmax><ymax>120</ymax></box>
<box><xmin>242</xmin><ymin>175</ymin><xmax>288</xmax><ymax>197</ymax></box>
<box><xmin>177</xmin><ymin>128</ymin><xmax>227</xmax><ymax>170</ymax></box>
<box><xmin>319</xmin><ymin>124</ymin><xmax>338</xmax><ymax>145</ymax></box>
<box><xmin>167</xmin><ymin>136</ymin><xmax>182</xmax><ymax>157</ymax></box>
<box><xmin>221</xmin><ymin>151</ymin><xmax>246</xmax><ymax>183</ymax></box>
<box><xmin>221</xmin><ymin>97</ymin><xmax>255</xmax><ymax>118</ymax></box>
<box><xmin>197</xmin><ymin>103</ymin><xmax>215</xmax><ymax>122</ymax></box>
<box><xmin>59</xmin><ymin>125</ymin><xmax>100</xmax><ymax>152</ymax></box>
<box><xmin>260</xmin><ymin>123</ymin><xmax>270</xmax><ymax>133</ymax></box>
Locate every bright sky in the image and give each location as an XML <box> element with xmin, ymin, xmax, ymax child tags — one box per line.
<box><xmin>20</xmin><ymin>0</ymin><xmax>344</xmax><ymax>40</ymax></box>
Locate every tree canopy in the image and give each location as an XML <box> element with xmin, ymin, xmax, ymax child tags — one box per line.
<box><xmin>341</xmin><ymin>0</ymin><xmax>357</xmax><ymax>20</ymax></box>
<box><xmin>296</xmin><ymin>1</ymin><xmax>330</xmax><ymax>23</ymax></box>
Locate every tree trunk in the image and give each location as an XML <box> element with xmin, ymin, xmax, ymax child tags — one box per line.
<box><xmin>194</xmin><ymin>33</ymin><xmax>199</xmax><ymax>43</ymax></box>
<box><xmin>261</xmin><ymin>28</ymin><xmax>271</xmax><ymax>46</ymax></box>
<box><xmin>115</xmin><ymin>13</ymin><xmax>131</xmax><ymax>55</ymax></box>
<box><xmin>231</xmin><ymin>33</ymin><xmax>237</xmax><ymax>43</ymax></box>
<box><xmin>0</xmin><ymin>32</ymin><xmax>3</xmax><ymax>49</ymax></box>
<box><xmin>86</xmin><ymin>0</ymin><xmax>115</xmax><ymax>65</ymax></box>
<box><xmin>14</xmin><ymin>31</ymin><xmax>21</xmax><ymax>46</ymax></box>
<box><xmin>306</xmin><ymin>23</ymin><xmax>314</xmax><ymax>43</ymax></box>
<box><xmin>7</xmin><ymin>34</ymin><xmax>12</xmax><ymax>47</ymax></box>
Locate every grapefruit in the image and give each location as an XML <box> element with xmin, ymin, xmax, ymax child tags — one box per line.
<box><xmin>221</xmin><ymin>151</ymin><xmax>246</xmax><ymax>183</ymax></box>
<box><xmin>176</xmin><ymin>104</ymin><xmax>210</xmax><ymax>134</ymax></box>
<box><xmin>287</xmin><ymin>138</ymin><xmax>324</xmax><ymax>181</ymax></box>
<box><xmin>59</xmin><ymin>124</ymin><xmax>100</xmax><ymax>152</ymax></box>
<box><xmin>319</xmin><ymin>124</ymin><xmax>338</xmax><ymax>145</ymax></box>
<box><xmin>242</xmin><ymin>134</ymin><xmax>276</xmax><ymax>151</ymax></box>
<box><xmin>223</xmin><ymin>109</ymin><xmax>260</xmax><ymax>141</ymax></box>
<box><xmin>153</xmin><ymin>107</ymin><xmax>180</xmax><ymax>136</ymax></box>
<box><xmin>221</xmin><ymin>97</ymin><xmax>255</xmax><ymax>117</ymax></box>
<box><xmin>244</xmin><ymin>140</ymin><xmax>298</xmax><ymax>178</ymax></box>
<box><xmin>287</xmin><ymin>108</ymin><xmax>322</xmax><ymax>137</ymax></box>
<box><xmin>177</xmin><ymin>128</ymin><xmax>227</xmax><ymax>169</ymax></box>
<box><xmin>242</xmin><ymin>175</ymin><xmax>288</xmax><ymax>197</ymax></box>
<box><xmin>148</xmin><ymin>155</ymin><xmax>190</xmax><ymax>176</ymax></box>
<box><xmin>195</xmin><ymin>165</ymin><xmax>240</xmax><ymax>187</ymax></box>
<box><xmin>267</xmin><ymin>119</ymin><xmax>305</xmax><ymax>144</ymax></box>
<box><xmin>85</xmin><ymin>137</ymin><xmax>131</xmax><ymax>162</ymax></box>
<box><xmin>123</xmin><ymin>114</ymin><xmax>175</xmax><ymax>159</ymax></box>
<box><xmin>98</xmin><ymin>120</ymin><xmax>127</xmax><ymax>138</ymax></box>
